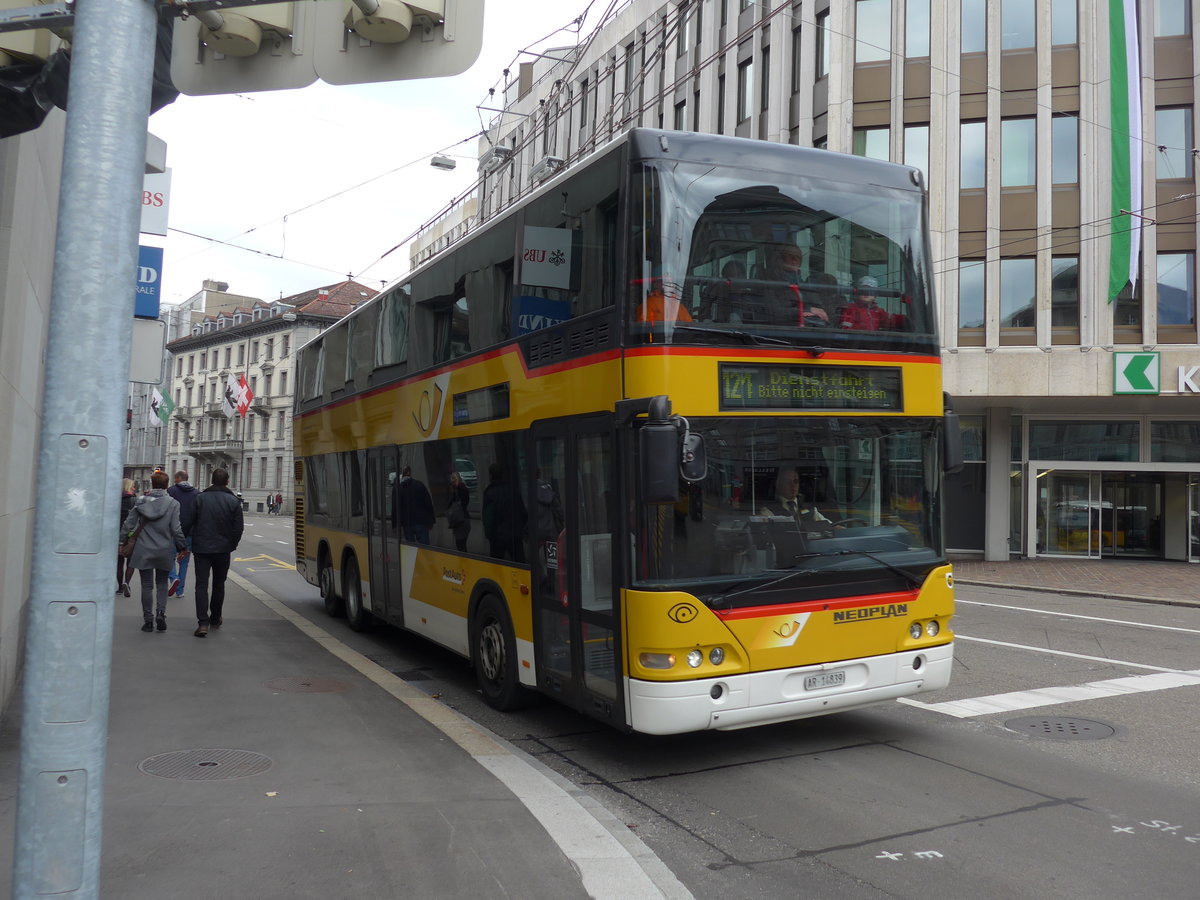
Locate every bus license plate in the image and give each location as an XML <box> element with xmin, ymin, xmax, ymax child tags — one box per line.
<box><xmin>805</xmin><ymin>671</ymin><xmax>845</xmax><ymax>691</ymax></box>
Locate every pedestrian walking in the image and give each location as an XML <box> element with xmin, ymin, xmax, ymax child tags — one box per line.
<box><xmin>120</xmin><ymin>470</ymin><xmax>187</xmax><ymax>632</ymax></box>
<box><xmin>167</xmin><ymin>470</ymin><xmax>198</xmax><ymax>599</ymax></box>
<box><xmin>183</xmin><ymin>467</ymin><xmax>245</xmax><ymax>638</ymax></box>
<box><xmin>116</xmin><ymin>478</ymin><xmax>138</xmax><ymax>596</ymax></box>
<box><xmin>274</xmin><ymin>491</ymin><xmax>283</xmax><ymax>515</ymax></box>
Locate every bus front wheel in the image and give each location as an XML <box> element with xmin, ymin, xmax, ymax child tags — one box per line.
<box><xmin>471</xmin><ymin>594</ymin><xmax>527</xmax><ymax>711</ymax></box>
<box><xmin>343</xmin><ymin>557</ymin><xmax>371</xmax><ymax>632</ymax></box>
<box><xmin>320</xmin><ymin>551</ymin><xmax>343</xmax><ymax>618</ymax></box>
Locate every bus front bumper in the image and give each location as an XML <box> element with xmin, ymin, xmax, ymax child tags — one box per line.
<box><xmin>626</xmin><ymin>643</ymin><xmax>953</xmax><ymax>735</ymax></box>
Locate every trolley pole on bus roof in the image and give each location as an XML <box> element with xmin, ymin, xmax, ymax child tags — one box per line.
<box><xmin>11</xmin><ymin>0</ymin><xmax>157</xmax><ymax>896</ymax></box>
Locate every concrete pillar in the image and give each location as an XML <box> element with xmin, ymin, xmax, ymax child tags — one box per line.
<box><xmin>984</xmin><ymin>406</ymin><xmax>1013</xmax><ymax>560</ymax></box>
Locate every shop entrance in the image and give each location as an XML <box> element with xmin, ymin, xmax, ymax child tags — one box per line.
<box><xmin>1039</xmin><ymin>471</ymin><xmax>1163</xmax><ymax>558</ymax></box>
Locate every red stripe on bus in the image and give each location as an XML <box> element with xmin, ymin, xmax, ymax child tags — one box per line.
<box><xmin>714</xmin><ymin>589</ymin><xmax>920</xmax><ymax>621</ymax></box>
<box><xmin>625</xmin><ymin>346</ymin><xmax>942</xmax><ymax>365</ymax></box>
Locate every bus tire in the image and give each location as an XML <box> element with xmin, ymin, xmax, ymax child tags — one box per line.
<box><xmin>320</xmin><ymin>550</ymin><xmax>344</xmax><ymax>618</ymax></box>
<box><xmin>471</xmin><ymin>594</ymin><xmax>528</xmax><ymax>711</ymax></box>
<box><xmin>343</xmin><ymin>556</ymin><xmax>371</xmax><ymax>633</ymax></box>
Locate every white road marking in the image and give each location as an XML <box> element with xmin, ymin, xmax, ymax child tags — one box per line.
<box><xmin>953</xmin><ymin>635</ymin><xmax>1184</xmax><ymax>673</ymax></box>
<box><xmin>958</xmin><ymin>598</ymin><xmax>1200</xmax><ymax>636</ymax></box>
<box><xmin>900</xmin><ymin>669</ymin><xmax>1200</xmax><ymax>718</ymax></box>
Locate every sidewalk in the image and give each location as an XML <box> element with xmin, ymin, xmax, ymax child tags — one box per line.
<box><xmin>0</xmin><ymin>576</ymin><xmax>687</xmax><ymax>900</ymax></box>
<box><xmin>952</xmin><ymin>557</ymin><xmax>1200</xmax><ymax>607</ymax></box>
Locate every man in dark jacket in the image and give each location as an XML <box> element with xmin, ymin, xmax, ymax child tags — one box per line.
<box><xmin>167</xmin><ymin>470</ymin><xmax>198</xmax><ymax>599</ymax></box>
<box><xmin>182</xmin><ymin>468</ymin><xmax>244</xmax><ymax>637</ymax></box>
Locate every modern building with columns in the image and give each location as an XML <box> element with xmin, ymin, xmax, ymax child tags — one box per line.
<box><xmin>463</xmin><ymin>0</ymin><xmax>1200</xmax><ymax>562</ymax></box>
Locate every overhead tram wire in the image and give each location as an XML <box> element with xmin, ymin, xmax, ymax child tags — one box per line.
<box><xmin>166</xmin><ymin>227</ymin><xmax>352</xmax><ymax>280</ymax></box>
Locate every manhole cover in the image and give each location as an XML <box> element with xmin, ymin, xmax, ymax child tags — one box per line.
<box><xmin>1005</xmin><ymin>716</ymin><xmax>1116</xmax><ymax>741</ymax></box>
<box><xmin>263</xmin><ymin>675</ymin><xmax>351</xmax><ymax>693</ymax></box>
<box><xmin>139</xmin><ymin>748</ymin><xmax>273</xmax><ymax>781</ymax></box>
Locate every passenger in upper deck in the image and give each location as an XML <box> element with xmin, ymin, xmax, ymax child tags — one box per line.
<box><xmin>634</xmin><ymin>277</ymin><xmax>693</xmax><ymax>324</ymax></box>
<box><xmin>761</xmin><ymin>244</ymin><xmax>829</xmax><ymax>327</ymax></box>
<box><xmin>700</xmin><ymin>260</ymin><xmax>749</xmax><ymax>323</ymax></box>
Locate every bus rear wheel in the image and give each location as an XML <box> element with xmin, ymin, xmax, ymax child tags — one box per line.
<box><xmin>343</xmin><ymin>557</ymin><xmax>371</xmax><ymax>632</ymax></box>
<box><xmin>320</xmin><ymin>551</ymin><xmax>343</xmax><ymax>617</ymax></box>
<box><xmin>471</xmin><ymin>594</ymin><xmax>527</xmax><ymax>711</ymax></box>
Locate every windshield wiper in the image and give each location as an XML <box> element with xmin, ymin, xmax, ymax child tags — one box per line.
<box><xmin>785</xmin><ymin>547</ymin><xmax>923</xmax><ymax>590</ymax></box>
<box><xmin>710</xmin><ymin>566</ymin><xmax>822</xmax><ymax>607</ymax></box>
<box><xmin>671</xmin><ymin>324</ymin><xmax>792</xmax><ymax>346</ymax></box>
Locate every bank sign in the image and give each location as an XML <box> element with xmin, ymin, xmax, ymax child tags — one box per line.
<box><xmin>1113</xmin><ymin>351</ymin><xmax>1200</xmax><ymax>395</ymax></box>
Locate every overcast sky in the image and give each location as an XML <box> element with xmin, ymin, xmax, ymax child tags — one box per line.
<box><xmin>148</xmin><ymin>0</ymin><xmax>596</xmax><ymax>308</ymax></box>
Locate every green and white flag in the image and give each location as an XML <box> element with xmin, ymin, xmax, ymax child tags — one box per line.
<box><xmin>149</xmin><ymin>387</ymin><xmax>175</xmax><ymax>426</ymax></box>
<box><xmin>1109</xmin><ymin>0</ymin><xmax>1142</xmax><ymax>302</ymax></box>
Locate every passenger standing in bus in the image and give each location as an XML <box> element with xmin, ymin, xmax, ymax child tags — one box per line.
<box><xmin>483</xmin><ymin>463</ymin><xmax>527</xmax><ymax>562</ymax></box>
<box><xmin>448</xmin><ymin>471</ymin><xmax>471</xmax><ymax>551</ymax></box>
<box><xmin>396</xmin><ymin>466</ymin><xmax>435</xmax><ymax>544</ymax></box>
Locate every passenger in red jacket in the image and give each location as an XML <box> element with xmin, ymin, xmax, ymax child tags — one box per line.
<box><xmin>839</xmin><ymin>276</ymin><xmax>897</xmax><ymax>331</ymax></box>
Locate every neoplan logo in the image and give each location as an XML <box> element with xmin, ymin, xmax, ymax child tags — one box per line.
<box><xmin>833</xmin><ymin>603</ymin><xmax>909</xmax><ymax>623</ymax></box>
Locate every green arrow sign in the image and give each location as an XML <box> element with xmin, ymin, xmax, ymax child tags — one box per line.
<box><xmin>1113</xmin><ymin>351</ymin><xmax>1160</xmax><ymax>394</ymax></box>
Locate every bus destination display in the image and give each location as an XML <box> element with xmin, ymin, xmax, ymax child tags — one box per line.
<box><xmin>719</xmin><ymin>363</ymin><xmax>902</xmax><ymax>410</ymax></box>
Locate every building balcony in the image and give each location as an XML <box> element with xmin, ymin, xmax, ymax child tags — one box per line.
<box><xmin>188</xmin><ymin>438</ymin><xmax>243</xmax><ymax>461</ymax></box>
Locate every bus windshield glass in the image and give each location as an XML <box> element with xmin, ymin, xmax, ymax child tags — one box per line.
<box><xmin>630</xmin><ymin>160</ymin><xmax>934</xmax><ymax>346</ymax></box>
<box><xmin>634</xmin><ymin>416</ymin><xmax>943</xmax><ymax>592</ymax></box>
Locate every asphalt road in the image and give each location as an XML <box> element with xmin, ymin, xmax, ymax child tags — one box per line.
<box><xmin>233</xmin><ymin>518</ymin><xmax>1200</xmax><ymax>899</ymax></box>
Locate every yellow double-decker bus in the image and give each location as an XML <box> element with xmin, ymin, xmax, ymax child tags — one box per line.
<box><xmin>294</xmin><ymin>128</ymin><xmax>961</xmax><ymax>734</ymax></box>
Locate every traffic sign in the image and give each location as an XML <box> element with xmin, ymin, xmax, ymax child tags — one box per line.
<box><xmin>1113</xmin><ymin>351</ymin><xmax>1160</xmax><ymax>395</ymax></box>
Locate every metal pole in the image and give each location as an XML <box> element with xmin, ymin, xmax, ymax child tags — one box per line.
<box><xmin>12</xmin><ymin>0</ymin><xmax>158</xmax><ymax>897</ymax></box>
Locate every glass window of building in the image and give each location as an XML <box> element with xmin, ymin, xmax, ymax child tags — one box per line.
<box><xmin>1151</xmin><ymin>422</ymin><xmax>1200</xmax><ymax>462</ymax></box>
<box><xmin>1157</xmin><ymin>252</ymin><xmax>1196</xmax><ymax>326</ymax></box>
<box><xmin>1155</xmin><ymin>107</ymin><xmax>1194</xmax><ymax>178</ymax></box>
<box><xmin>717</xmin><ymin>74</ymin><xmax>726</xmax><ymax>132</ymax></box>
<box><xmin>961</xmin><ymin>121</ymin><xmax>986</xmax><ymax>188</ymax></box>
<box><xmin>816</xmin><ymin>10</ymin><xmax>830</xmax><ymax>77</ymax></box>
<box><xmin>674</xmin><ymin>100</ymin><xmax>687</xmax><ymax>130</ymax></box>
<box><xmin>760</xmin><ymin>47</ymin><xmax>770</xmax><ymax>111</ymax></box>
<box><xmin>904</xmin><ymin>124</ymin><xmax>929</xmax><ymax>181</ymax></box>
<box><xmin>737</xmin><ymin>57</ymin><xmax>753</xmax><ymax>122</ymax></box>
<box><xmin>961</xmin><ymin>0</ymin><xmax>987</xmax><ymax>53</ymax></box>
<box><xmin>852</xmin><ymin>126</ymin><xmax>890</xmax><ymax>160</ymax></box>
<box><xmin>677</xmin><ymin>2</ymin><xmax>692</xmax><ymax>55</ymax></box>
<box><xmin>791</xmin><ymin>24</ymin><xmax>803</xmax><ymax>92</ymax></box>
<box><xmin>906</xmin><ymin>0</ymin><xmax>930</xmax><ymax>56</ymax></box>
<box><xmin>1028</xmin><ymin>421</ymin><xmax>1139</xmax><ymax>461</ymax></box>
<box><xmin>1001</xmin><ymin>118</ymin><xmax>1036</xmax><ymax>187</ymax></box>
<box><xmin>1155</xmin><ymin>0</ymin><xmax>1192</xmax><ymax>37</ymax></box>
<box><xmin>1000</xmin><ymin>258</ymin><xmax>1036</xmax><ymax>327</ymax></box>
<box><xmin>1051</xmin><ymin>115</ymin><xmax>1079</xmax><ymax>183</ymax></box>
<box><xmin>1001</xmin><ymin>0</ymin><xmax>1036</xmax><ymax>49</ymax></box>
<box><xmin>1050</xmin><ymin>256</ymin><xmax>1080</xmax><ymax>328</ymax></box>
<box><xmin>855</xmin><ymin>0</ymin><xmax>890</xmax><ymax>62</ymax></box>
<box><xmin>1052</xmin><ymin>0</ymin><xmax>1077</xmax><ymax>44</ymax></box>
<box><xmin>1114</xmin><ymin>277</ymin><xmax>1143</xmax><ymax>331</ymax></box>
<box><xmin>959</xmin><ymin>260</ymin><xmax>986</xmax><ymax>329</ymax></box>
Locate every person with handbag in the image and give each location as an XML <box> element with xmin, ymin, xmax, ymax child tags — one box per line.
<box><xmin>116</xmin><ymin>478</ymin><xmax>138</xmax><ymax>596</ymax></box>
<box><xmin>120</xmin><ymin>470</ymin><xmax>187</xmax><ymax>633</ymax></box>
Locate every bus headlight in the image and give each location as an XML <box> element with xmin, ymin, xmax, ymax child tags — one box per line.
<box><xmin>909</xmin><ymin>622</ymin><xmax>923</xmax><ymax>640</ymax></box>
<box><xmin>640</xmin><ymin>652</ymin><xmax>676</xmax><ymax>669</ymax></box>
<box><xmin>687</xmin><ymin>649</ymin><xmax>703</xmax><ymax>668</ymax></box>
<box><xmin>925</xmin><ymin>620</ymin><xmax>940</xmax><ymax>637</ymax></box>
<box><xmin>709</xmin><ymin>647</ymin><xmax>725</xmax><ymax>666</ymax></box>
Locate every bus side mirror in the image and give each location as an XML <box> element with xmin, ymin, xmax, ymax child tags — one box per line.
<box><xmin>943</xmin><ymin>392</ymin><xmax>964</xmax><ymax>475</ymax></box>
<box><xmin>641</xmin><ymin>421</ymin><xmax>680</xmax><ymax>503</ymax></box>
<box><xmin>680</xmin><ymin>431</ymin><xmax>706</xmax><ymax>483</ymax></box>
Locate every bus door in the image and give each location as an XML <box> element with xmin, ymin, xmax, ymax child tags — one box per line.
<box><xmin>530</xmin><ymin>416</ymin><xmax>622</xmax><ymax>726</ymax></box>
<box><xmin>366</xmin><ymin>446</ymin><xmax>403</xmax><ymax>626</ymax></box>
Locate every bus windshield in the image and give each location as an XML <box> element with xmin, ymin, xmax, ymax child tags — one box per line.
<box><xmin>634</xmin><ymin>416</ymin><xmax>943</xmax><ymax>594</ymax></box>
<box><xmin>630</xmin><ymin>160</ymin><xmax>934</xmax><ymax>347</ymax></box>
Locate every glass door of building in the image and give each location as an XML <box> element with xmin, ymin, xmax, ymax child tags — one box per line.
<box><xmin>1190</xmin><ymin>480</ymin><xmax>1200</xmax><ymax>563</ymax></box>
<box><xmin>1100</xmin><ymin>474</ymin><xmax>1162</xmax><ymax>558</ymax></box>
<box><xmin>1040</xmin><ymin>471</ymin><xmax>1101</xmax><ymax>557</ymax></box>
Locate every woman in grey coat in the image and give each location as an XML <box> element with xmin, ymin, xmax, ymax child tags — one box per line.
<box><xmin>121</xmin><ymin>471</ymin><xmax>186</xmax><ymax>632</ymax></box>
